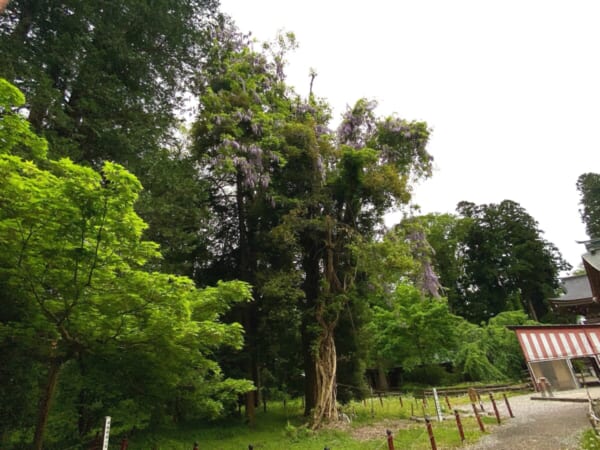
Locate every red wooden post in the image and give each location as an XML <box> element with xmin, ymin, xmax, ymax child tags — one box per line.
<box><xmin>445</xmin><ymin>394</ymin><xmax>452</xmax><ymax>410</ymax></box>
<box><xmin>476</xmin><ymin>391</ymin><xmax>485</xmax><ymax>412</ymax></box>
<box><xmin>472</xmin><ymin>403</ymin><xmax>485</xmax><ymax>432</ymax></box>
<box><xmin>425</xmin><ymin>418</ymin><xmax>437</xmax><ymax>450</ymax></box>
<box><xmin>399</xmin><ymin>394</ymin><xmax>403</xmax><ymax>408</ymax></box>
<box><xmin>386</xmin><ymin>429</ymin><xmax>395</xmax><ymax>450</ymax></box>
<box><xmin>503</xmin><ymin>393</ymin><xmax>514</xmax><ymax>418</ymax></box>
<box><xmin>120</xmin><ymin>437</ymin><xmax>128</xmax><ymax>450</ymax></box>
<box><xmin>454</xmin><ymin>410</ymin><xmax>465</xmax><ymax>442</ymax></box>
<box><xmin>489</xmin><ymin>393</ymin><xmax>501</xmax><ymax>424</ymax></box>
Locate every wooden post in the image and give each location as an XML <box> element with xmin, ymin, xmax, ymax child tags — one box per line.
<box><xmin>503</xmin><ymin>393</ymin><xmax>514</xmax><ymax>418</ymax></box>
<box><xmin>399</xmin><ymin>394</ymin><xmax>403</xmax><ymax>408</ymax></box>
<box><xmin>386</xmin><ymin>429</ymin><xmax>395</xmax><ymax>450</ymax></box>
<box><xmin>454</xmin><ymin>410</ymin><xmax>465</xmax><ymax>442</ymax></box>
<box><xmin>489</xmin><ymin>393</ymin><xmax>501</xmax><ymax>424</ymax></box>
<box><xmin>425</xmin><ymin>418</ymin><xmax>437</xmax><ymax>450</ymax></box>
<box><xmin>476</xmin><ymin>391</ymin><xmax>485</xmax><ymax>412</ymax></box>
<box><xmin>445</xmin><ymin>394</ymin><xmax>452</xmax><ymax>410</ymax></box>
<box><xmin>472</xmin><ymin>403</ymin><xmax>485</xmax><ymax>432</ymax></box>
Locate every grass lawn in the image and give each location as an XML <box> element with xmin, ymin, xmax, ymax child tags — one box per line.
<box><xmin>125</xmin><ymin>392</ymin><xmax>511</xmax><ymax>449</ymax></box>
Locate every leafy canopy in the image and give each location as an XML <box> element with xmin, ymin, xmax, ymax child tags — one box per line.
<box><xmin>577</xmin><ymin>173</ymin><xmax>600</xmax><ymax>238</ymax></box>
<box><xmin>0</xmin><ymin>78</ymin><xmax>252</xmax><ymax>446</ymax></box>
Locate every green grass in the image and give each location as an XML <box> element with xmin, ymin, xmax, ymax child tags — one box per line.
<box><xmin>124</xmin><ymin>394</ymin><xmax>512</xmax><ymax>449</ymax></box>
<box><xmin>581</xmin><ymin>428</ymin><xmax>600</xmax><ymax>450</ymax></box>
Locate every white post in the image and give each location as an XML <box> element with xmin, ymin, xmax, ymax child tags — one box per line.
<box><xmin>102</xmin><ymin>416</ymin><xmax>111</xmax><ymax>450</ymax></box>
<box><xmin>432</xmin><ymin>388</ymin><xmax>443</xmax><ymax>421</ymax></box>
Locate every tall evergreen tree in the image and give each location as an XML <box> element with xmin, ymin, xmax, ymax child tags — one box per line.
<box><xmin>191</xmin><ymin>29</ymin><xmax>304</xmax><ymax>422</ymax></box>
<box><xmin>427</xmin><ymin>201</ymin><xmax>569</xmax><ymax>323</ymax></box>
<box><xmin>577</xmin><ymin>172</ymin><xmax>600</xmax><ymax>238</ymax></box>
<box><xmin>0</xmin><ymin>0</ymin><xmax>218</xmax><ymax>166</ymax></box>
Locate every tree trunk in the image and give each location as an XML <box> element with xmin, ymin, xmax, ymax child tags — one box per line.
<box><xmin>235</xmin><ymin>173</ymin><xmax>259</xmax><ymax>425</ymax></box>
<box><xmin>376</xmin><ymin>364</ymin><xmax>389</xmax><ymax>391</ymax></box>
<box><xmin>300</xmin><ymin>245</ymin><xmax>320</xmax><ymax>416</ymax></box>
<box><xmin>526</xmin><ymin>298</ymin><xmax>539</xmax><ymax>322</ymax></box>
<box><xmin>33</xmin><ymin>358</ymin><xmax>62</xmax><ymax>450</ymax></box>
<box><xmin>311</xmin><ymin>324</ymin><xmax>338</xmax><ymax>429</ymax></box>
<box><xmin>244</xmin><ymin>389</ymin><xmax>256</xmax><ymax>425</ymax></box>
<box><xmin>301</xmin><ymin>323</ymin><xmax>317</xmax><ymax>416</ymax></box>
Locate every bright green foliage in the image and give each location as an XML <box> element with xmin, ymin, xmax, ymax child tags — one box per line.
<box><xmin>0</xmin><ymin>78</ymin><xmax>47</xmax><ymax>159</ymax></box>
<box><xmin>577</xmin><ymin>173</ymin><xmax>600</xmax><ymax>238</ymax></box>
<box><xmin>0</xmin><ymin>79</ymin><xmax>252</xmax><ymax>447</ymax></box>
<box><xmin>581</xmin><ymin>428</ymin><xmax>600</xmax><ymax>450</ymax></box>
<box><xmin>0</xmin><ymin>0</ymin><xmax>223</xmax><ymax>283</ymax></box>
<box><xmin>455</xmin><ymin>311</ymin><xmax>534</xmax><ymax>381</ymax></box>
<box><xmin>367</xmin><ymin>285</ymin><xmax>461</xmax><ymax>373</ymax></box>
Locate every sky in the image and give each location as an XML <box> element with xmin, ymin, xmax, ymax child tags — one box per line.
<box><xmin>219</xmin><ymin>0</ymin><xmax>600</xmax><ymax>271</ymax></box>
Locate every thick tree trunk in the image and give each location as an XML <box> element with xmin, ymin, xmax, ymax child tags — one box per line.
<box><xmin>33</xmin><ymin>359</ymin><xmax>62</xmax><ymax>450</ymax></box>
<box><xmin>301</xmin><ymin>323</ymin><xmax>317</xmax><ymax>416</ymax></box>
<box><xmin>301</xmin><ymin>246</ymin><xmax>320</xmax><ymax>416</ymax></box>
<box><xmin>311</xmin><ymin>324</ymin><xmax>338</xmax><ymax>429</ymax></box>
<box><xmin>376</xmin><ymin>365</ymin><xmax>389</xmax><ymax>391</ymax></box>
<box><xmin>235</xmin><ymin>173</ymin><xmax>259</xmax><ymax>425</ymax></box>
<box><xmin>244</xmin><ymin>389</ymin><xmax>256</xmax><ymax>425</ymax></box>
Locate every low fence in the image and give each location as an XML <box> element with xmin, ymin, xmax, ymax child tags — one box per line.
<box><xmin>89</xmin><ymin>385</ymin><xmax>524</xmax><ymax>450</ymax></box>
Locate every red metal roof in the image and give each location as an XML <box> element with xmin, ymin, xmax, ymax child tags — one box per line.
<box><xmin>512</xmin><ymin>326</ymin><xmax>600</xmax><ymax>362</ymax></box>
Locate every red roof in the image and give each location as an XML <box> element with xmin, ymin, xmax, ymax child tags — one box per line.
<box><xmin>511</xmin><ymin>325</ymin><xmax>600</xmax><ymax>362</ymax></box>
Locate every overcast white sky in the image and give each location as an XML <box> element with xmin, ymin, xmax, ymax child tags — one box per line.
<box><xmin>219</xmin><ymin>0</ymin><xmax>600</xmax><ymax>271</ymax></box>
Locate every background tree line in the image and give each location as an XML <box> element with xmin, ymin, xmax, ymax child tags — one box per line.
<box><xmin>1</xmin><ymin>1</ymin><xmax>596</xmax><ymax>448</ymax></box>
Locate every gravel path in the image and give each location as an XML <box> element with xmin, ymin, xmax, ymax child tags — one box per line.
<box><xmin>463</xmin><ymin>393</ymin><xmax>592</xmax><ymax>450</ymax></box>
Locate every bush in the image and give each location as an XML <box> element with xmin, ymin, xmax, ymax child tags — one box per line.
<box><xmin>403</xmin><ymin>365</ymin><xmax>452</xmax><ymax>386</ymax></box>
<box><xmin>581</xmin><ymin>429</ymin><xmax>600</xmax><ymax>450</ymax></box>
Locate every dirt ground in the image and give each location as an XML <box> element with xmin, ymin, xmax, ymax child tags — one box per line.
<box><xmin>463</xmin><ymin>390</ymin><xmax>594</xmax><ymax>450</ymax></box>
